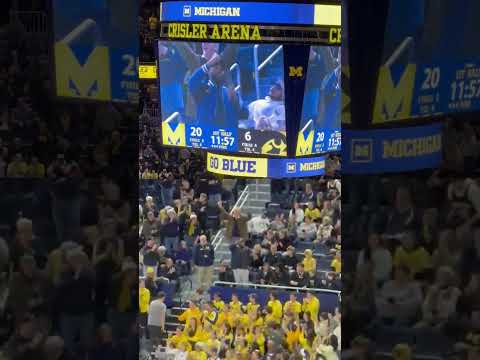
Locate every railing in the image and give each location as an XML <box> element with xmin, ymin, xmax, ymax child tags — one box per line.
<box><xmin>10</xmin><ymin>11</ymin><xmax>47</xmax><ymax>34</ymax></box>
<box><xmin>62</xmin><ymin>19</ymin><xmax>100</xmax><ymax>45</ymax></box>
<box><xmin>212</xmin><ymin>185</ymin><xmax>250</xmax><ymax>251</ymax></box>
<box><xmin>229</xmin><ymin>63</ymin><xmax>242</xmax><ymax>105</ymax></box>
<box><xmin>213</xmin><ymin>281</ymin><xmax>340</xmax><ymax>296</ymax></box>
<box><xmin>385</xmin><ymin>36</ymin><xmax>414</xmax><ymax>68</ymax></box>
<box><xmin>253</xmin><ymin>45</ymin><xmax>283</xmax><ymax>99</ymax></box>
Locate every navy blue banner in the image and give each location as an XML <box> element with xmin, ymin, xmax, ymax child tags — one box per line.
<box><xmin>268</xmin><ymin>156</ymin><xmax>326</xmax><ymax>178</ymax></box>
<box><xmin>160</xmin><ymin>1</ymin><xmax>316</xmax><ymax>25</ymax></box>
<box><xmin>342</xmin><ymin>123</ymin><xmax>443</xmax><ymax>174</ymax></box>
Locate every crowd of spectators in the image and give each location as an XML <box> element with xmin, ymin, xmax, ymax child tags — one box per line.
<box><xmin>0</xmin><ymin>7</ymin><xmax>139</xmax><ymax>360</ymax></box>
<box><xmin>342</xmin><ymin>125</ymin><xmax>480</xmax><ymax>359</ymax></box>
<box><xmin>160</xmin><ymin>293</ymin><xmax>341</xmax><ymax>360</ymax></box>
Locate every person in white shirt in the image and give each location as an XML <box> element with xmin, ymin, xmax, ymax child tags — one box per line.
<box><xmin>148</xmin><ymin>292</ymin><xmax>167</xmax><ymax>347</ymax></box>
<box><xmin>248</xmin><ymin>82</ymin><xmax>285</xmax><ymax>132</ymax></box>
<box><xmin>376</xmin><ymin>265</ymin><xmax>422</xmax><ymax>326</ymax></box>
<box><xmin>248</xmin><ymin>213</ymin><xmax>270</xmax><ymax>236</ymax></box>
<box><xmin>289</xmin><ymin>202</ymin><xmax>304</xmax><ymax>225</ymax></box>
<box><xmin>357</xmin><ymin>233</ymin><xmax>392</xmax><ymax>285</ymax></box>
<box><xmin>297</xmin><ymin>216</ymin><xmax>317</xmax><ymax>241</ymax></box>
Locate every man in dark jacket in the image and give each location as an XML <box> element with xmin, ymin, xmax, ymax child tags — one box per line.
<box><xmin>229</xmin><ymin>238</ymin><xmax>251</xmax><ymax>285</ymax></box>
<box><xmin>258</xmin><ymin>262</ymin><xmax>276</xmax><ymax>285</ymax></box>
<box><xmin>218</xmin><ymin>260</ymin><xmax>235</xmax><ymax>283</ymax></box>
<box><xmin>289</xmin><ymin>263</ymin><xmax>311</xmax><ymax>288</ymax></box>
<box><xmin>192</xmin><ymin>235</ymin><xmax>214</xmax><ymax>291</ymax></box>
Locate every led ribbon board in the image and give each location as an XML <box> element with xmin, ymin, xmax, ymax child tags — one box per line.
<box><xmin>343</xmin><ymin>122</ymin><xmax>443</xmax><ymax>173</ymax></box>
<box><xmin>207</xmin><ymin>152</ymin><xmax>325</xmax><ymax>178</ymax></box>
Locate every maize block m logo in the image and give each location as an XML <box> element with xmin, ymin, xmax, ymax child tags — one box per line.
<box><xmin>351</xmin><ymin>139</ymin><xmax>372</xmax><ymax>163</ymax></box>
<box><xmin>55</xmin><ymin>42</ymin><xmax>111</xmax><ymax>100</ymax></box>
<box><xmin>289</xmin><ymin>66</ymin><xmax>303</xmax><ymax>78</ymax></box>
<box><xmin>373</xmin><ymin>64</ymin><xmax>416</xmax><ymax>123</ymax></box>
<box><xmin>296</xmin><ymin>130</ymin><xmax>314</xmax><ymax>156</ymax></box>
<box><xmin>162</xmin><ymin>122</ymin><xmax>186</xmax><ymax>147</ymax></box>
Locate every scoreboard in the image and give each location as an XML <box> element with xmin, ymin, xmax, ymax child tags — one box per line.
<box><xmin>52</xmin><ymin>0</ymin><xmax>139</xmax><ymax>103</ymax></box>
<box><xmin>373</xmin><ymin>0</ymin><xmax>480</xmax><ymax>124</ymax></box>
<box><xmin>158</xmin><ymin>0</ymin><xmax>341</xmax><ymax>157</ymax></box>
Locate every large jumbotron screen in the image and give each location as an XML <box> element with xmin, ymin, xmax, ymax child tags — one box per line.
<box><xmin>158</xmin><ymin>1</ymin><xmax>341</xmax><ymax>157</ymax></box>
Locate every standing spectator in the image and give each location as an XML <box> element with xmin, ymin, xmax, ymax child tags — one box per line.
<box><xmin>229</xmin><ymin>238</ymin><xmax>251</xmax><ymax>285</ymax></box>
<box><xmin>148</xmin><ymin>292</ymin><xmax>167</xmax><ymax>347</ymax></box>
<box><xmin>161</xmin><ymin>208</ymin><xmax>180</xmax><ymax>256</ymax></box>
<box><xmin>56</xmin><ymin>250</ymin><xmax>95</xmax><ymax>355</ymax></box>
<box><xmin>218</xmin><ymin>202</ymin><xmax>249</xmax><ymax>242</ymax></box>
<box><xmin>139</xmin><ymin>279</ymin><xmax>150</xmax><ymax>339</ymax></box>
<box><xmin>192</xmin><ymin>235</ymin><xmax>214</xmax><ymax>291</ymax></box>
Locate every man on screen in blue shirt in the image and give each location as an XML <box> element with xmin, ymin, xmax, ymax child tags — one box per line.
<box><xmin>188</xmin><ymin>55</ymin><xmax>240</xmax><ymax>128</ymax></box>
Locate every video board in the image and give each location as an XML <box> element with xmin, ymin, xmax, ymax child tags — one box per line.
<box><xmin>296</xmin><ymin>46</ymin><xmax>341</xmax><ymax>155</ymax></box>
<box><xmin>158</xmin><ymin>1</ymin><xmax>341</xmax><ymax>157</ymax></box>
<box><xmin>52</xmin><ymin>0</ymin><xmax>138</xmax><ymax>103</ymax></box>
<box><xmin>373</xmin><ymin>0</ymin><xmax>480</xmax><ymax>124</ymax></box>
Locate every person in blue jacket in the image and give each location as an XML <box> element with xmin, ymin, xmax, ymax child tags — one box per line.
<box><xmin>192</xmin><ymin>235</ymin><xmax>215</xmax><ymax>291</ymax></box>
<box><xmin>188</xmin><ymin>55</ymin><xmax>240</xmax><ymax>128</ymax></box>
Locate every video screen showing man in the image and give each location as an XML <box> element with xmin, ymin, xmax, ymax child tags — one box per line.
<box><xmin>158</xmin><ymin>42</ymin><xmax>187</xmax><ymax>119</ymax></box>
<box><xmin>159</xmin><ymin>42</ymin><xmax>286</xmax><ymax>133</ymax></box>
<box><xmin>301</xmin><ymin>46</ymin><xmax>340</xmax><ymax>131</ymax></box>
<box><xmin>247</xmin><ymin>81</ymin><xmax>285</xmax><ymax>132</ymax></box>
<box><xmin>188</xmin><ymin>55</ymin><xmax>240</xmax><ymax>128</ymax></box>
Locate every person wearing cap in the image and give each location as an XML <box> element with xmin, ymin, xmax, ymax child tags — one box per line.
<box><xmin>247</xmin><ymin>80</ymin><xmax>286</xmax><ymax>132</ymax></box>
<box><xmin>193</xmin><ymin>235</ymin><xmax>215</xmax><ymax>291</ymax></box>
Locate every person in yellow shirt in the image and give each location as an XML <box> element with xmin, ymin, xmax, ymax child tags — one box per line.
<box><xmin>246</xmin><ymin>309</ymin><xmax>264</xmax><ymax>333</ymax></box>
<box><xmin>284</xmin><ymin>321</ymin><xmax>302</xmax><ymax>351</ymax></box>
<box><xmin>304</xmin><ymin>201</ymin><xmax>321</xmax><ymax>222</ymax></box>
<box><xmin>244</xmin><ymin>293</ymin><xmax>260</xmax><ymax>316</ymax></box>
<box><xmin>284</xmin><ymin>293</ymin><xmax>302</xmax><ymax>318</ymax></box>
<box><xmin>302</xmin><ymin>292</ymin><xmax>320</xmax><ymax>324</ymax></box>
<box><xmin>267</xmin><ymin>293</ymin><xmax>283</xmax><ymax>321</ymax></box>
<box><xmin>188</xmin><ymin>343</ymin><xmax>208</xmax><ymax>360</ymax></box>
<box><xmin>229</xmin><ymin>293</ymin><xmax>243</xmax><ymax>314</ymax></box>
<box><xmin>167</xmin><ymin>326</ymin><xmax>191</xmax><ymax>350</ymax></box>
<box><xmin>7</xmin><ymin>153</ymin><xmax>27</xmax><ymax>177</ymax></box>
<box><xmin>184</xmin><ymin>317</ymin><xmax>204</xmax><ymax>343</ymax></box>
<box><xmin>178</xmin><ymin>300</ymin><xmax>202</xmax><ymax>326</ymax></box>
<box><xmin>139</xmin><ymin>279</ymin><xmax>150</xmax><ymax>338</ymax></box>
<box><xmin>393</xmin><ymin>231</ymin><xmax>432</xmax><ymax>278</ymax></box>
<box><xmin>212</xmin><ymin>293</ymin><xmax>225</xmax><ymax>311</ymax></box>
<box><xmin>26</xmin><ymin>156</ymin><xmax>45</xmax><ymax>177</ymax></box>
<box><xmin>331</xmin><ymin>250</ymin><xmax>341</xmax><ymax>273</ymax></box>
<box><xmin>302</xmin><ymin>249</ymin><xmax>317</xmax><ymax>277</ymax></box>
<box><xmin>246</xmin><ymin>326</ymin><xmax>266</xmax><ymax>355</ymax></box>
